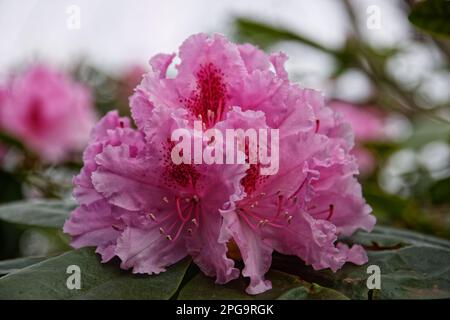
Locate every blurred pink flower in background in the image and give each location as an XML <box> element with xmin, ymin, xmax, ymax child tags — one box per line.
<box><xmin>0</xmin><ymin>65</ymin><xmax>97</xmax><ymax>163</ymax></box>
<box><xmin>329</xmin><ymin>100</ymin><xmax>386</xmax><ymax>175</ymax></box>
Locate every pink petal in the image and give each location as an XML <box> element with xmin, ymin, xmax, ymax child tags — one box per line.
<box><xmin>238</xmin><ymin>43</ymin><xmax>271</xmax><ymax>72</ymax></box>
<box><xmin>186</xmin><ymin>208</ymin><xmax>240</xmax><ymax>284</ymax></box>
<box><xmin>221</xmin><ymin>211</ymin><xmax>273</xmax><ymax>294</ymax></box>
<box><xmin>115</xmin><ymin>225</ymin><xmax>187</xmax><ymax>274</ymax></box>
<box><xmin>269</xmin><ymin>52</ymin><xmax>289</xmax><ymax>81</ymax></box>
<box><xmin>63</xmin><ymin>201</ymin><xmax>122</xmax><ymax>262</ymax></box>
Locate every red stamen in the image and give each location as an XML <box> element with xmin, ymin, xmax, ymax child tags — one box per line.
<box><xmin>289</xmin><ymin>176</ymin><xmax>308</xmax><ymax>200</ymax></box>
<box><xmin>326</xmin><ymin>204</ymin><xmax>334</xmax><ymax>220</ymax></box>
<box><xmin>240</xmin><ymin>208</ymin><xmax>285</xmax><ymax>229</ymax></box>
<box><xmin>315</xmin><ymin>119</ymin><xmax>320</xmax><ymax>133</ymax></box>
<box><xmin>176</xmin><ymin>197</ymin><xmax>192</xmax><ymax>222</ymax></box>
<box><xmin>273</xmin><ymin>195</ymin><xmax>284</xmax><ymax>221</ymax></box>
<box><xmin>237</xmin><ymin>209</ymin><xmax>259</xmax><ymax>231</ymax></box>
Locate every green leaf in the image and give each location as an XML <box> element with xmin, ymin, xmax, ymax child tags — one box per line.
<box><xmin>409</xmin><ymin>0</ymin><xmax>450</xmax><ymax>37</ymax></box>
<box><xmin>349</xmin><ymin>226</ymin><xmax>450</xmax><ymax>250</ymax></box>
<box><xmin>234</xmin><ymin>17</ymin><xmax>339</xmax><ymax>55</ymax></box>
<box><xmin>178</xmin><ymin>270</ymin><xmax>348</xmax><ymax>300</ymax></box>
<box><xmin>429</xmin><ymin>177</ymin><xmax>450</xmax><ymax>205</ymax></box>
<box><xmin>0</xmin><ymin>248</ymin><xmax>191</xmax><ymax>299</ymax></box>
<box><xmin>0</xmin><ymin>256</ymin><xmax>47</xmax><ymax>275</ymax></box>
<box><xmin>277</xmin><ymin>283</ymin><xmax>349</xmax><ymax>300</ymax></box>
<box><xmin>0</xmin><ymin>199</ymin><xmax>76</xmax><ymax>228</ymax></box>
<box><xmin>273</xmin><ymin>226</ymin><xmax>450</xmax><ymax>299</ymax></box>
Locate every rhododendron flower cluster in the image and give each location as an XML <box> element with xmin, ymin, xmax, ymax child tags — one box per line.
<box><xmin>0</xmin><ymin>65</ymin><xmax>96</xmax><ymax>162</ymax></box>
<box><xmin>64</xmin><ymin>34</ymin><xmax>376</xmax><ymax>294</ymax></box>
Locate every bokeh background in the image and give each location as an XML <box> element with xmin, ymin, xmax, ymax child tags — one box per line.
<box><xmin>0</xmin><ymin>0</ymin><xmax>449</xmax><ymax>260</ymax></box>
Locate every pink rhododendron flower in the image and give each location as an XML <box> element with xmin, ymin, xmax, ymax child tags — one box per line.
<box><xmin>329</xmin><ymin>100</ymin><xmax>386</xmax><ymax>175</ymax></box>
<box><xmin>0</xmin><ymin>65</ymin><xmax>96</xmax><ymax>162</ymax></box>
<box><xmin>64</xmin><ymin>34</ymin><xmax>375</xmax><ymax>295</ymax></box>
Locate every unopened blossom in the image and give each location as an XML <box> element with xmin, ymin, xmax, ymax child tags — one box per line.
<box><xmin>0</xmin><ymin>65</ymin><xmax>96</xmax><ymax>162</ymax></box>
<box><xmin>65</xmin><ymin>33</ymin><xmax>375</xmax><ymax>295</ymax></box>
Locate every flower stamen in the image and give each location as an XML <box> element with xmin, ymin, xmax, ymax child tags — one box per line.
<box><xmin>326</xmin><ymin>204</ymin><xmax>334</xmax><ymax>220</ymax></box>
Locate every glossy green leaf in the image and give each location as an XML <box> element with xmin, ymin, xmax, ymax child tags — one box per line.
<box><xmin>349</xmin><ymin>226</ymin><xmax>450</xmax><ymax>250</ymax></box>
<box><xmin>178</xmin><ymin>270</ymin><xmax>348</xmax><ymax>300</ymax></box>
<box><xmin>277</xmin><ymin>283</ymin><xmax>349</xmax><ymax>300</ymax></box>
<box><xmin>273</xmin><ymin>226</ymin><xmax>450</xmax><ymax>299</ymax></box>
<box><xmin>0</xmin><ymin>248</ymin><xmax>191</xmax><ymax>299</ymax></box>
<box><xmin>0</xmin><ymin>199</ymin><xmax>76</xmax><ymax>228</ymax></box>
<box><xmin>0</xmin><ymin>256</ymin><xmax>47</xmax><ymax>275</ymax></box>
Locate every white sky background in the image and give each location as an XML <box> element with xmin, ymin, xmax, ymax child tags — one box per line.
<box><xmin>0</xmin><ymin>0</ymin><xmax>433</xmax><ymax>101</ymax></box>
<box><xmin>1</xmin><ymin>0</ymin><xmax>449</xmax><ymax>186</ymax></box>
